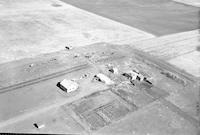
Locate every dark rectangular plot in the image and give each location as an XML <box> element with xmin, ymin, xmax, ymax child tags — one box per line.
<box><xmin>96</xmin><ymin>100</ymin><xmax>130</xmax><ymax>122</ymax></box>
<box><xmin>68</xmin><ymin>90</ymin><xmax>134</xmax><ymax>130</ymax></box>
<box><xmin>70</xmin><ymin>99</ymin><xmax>95</xmax><ymax>115</ymax></box>
<box><xmin>69</xmin><ymin>91</ymin><xmax>114</xmax><ymax>115</ymax></box>
<box><xmin>140</xmin><ymin>82</ymin><xmax>169</xmax><ymax>99</ymax></box>
<box><xmin>113</xmin><ymin>88</ymin><xmax>155</xmax><ymax>108</ymax></box>
<box><xmin>146</xmin><ymin>86</ymin><xmax>169</xmax><ymax>99</ymax></box>
<box><xmin>82</xmin><ymin>111</ymin><xmax>108</xmax><ymax>130</ymax></box>
<box><xmin>138</xmin><ymin>81</ymin><xmax>169</xmax><ymax>99</ymax></box>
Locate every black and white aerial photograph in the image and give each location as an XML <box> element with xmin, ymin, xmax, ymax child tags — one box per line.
<box><xmin>0</xmin><ymin>0</ymin><xmax>200</xmax><ymax>135</ymax></box>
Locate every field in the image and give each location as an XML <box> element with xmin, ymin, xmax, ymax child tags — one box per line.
<box><xmin>0</xmin><ymin>43</ymin><xmax>198</xmax><ymax>135</ymax></box>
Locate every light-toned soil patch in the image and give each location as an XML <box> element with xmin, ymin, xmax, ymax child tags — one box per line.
<box><xmin>173</xmin><ymin>0</ymin><xmax>200</xmax><ymax>7</ymax></box>
<box><xmin>168</xmin><ymin>51</ymin><xmax>200</xmax><ymax>77</ymax></box>
<box><xmin>0</xmin><ymin>0</ymin><xmax>154</xmax><ymax>64</ymax></box>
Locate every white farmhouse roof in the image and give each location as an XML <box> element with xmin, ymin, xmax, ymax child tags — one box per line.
<box><xmin>112</xmin><ymin>67</ymin><xmax>119</xmax><ymax>74</ymax></box>
<box><xmin>96</xmin><ymin>73</ymin><xmax>114</xmax><ymax>85</ymax></box>
<box><xmin>130</xmin><ymin>71</ymin><xmax>139</xmax><ymax>80</ymax></box>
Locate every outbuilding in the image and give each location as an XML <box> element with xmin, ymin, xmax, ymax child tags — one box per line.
<box><xmin>94</xmin><ymin>73</ymin><xmax>114</xmax><ymax>85</ymax></box>
<box><xmin>57</xmin><ymin>79</ymin><xmax>79</xmax><ymax>93</ymax></box>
